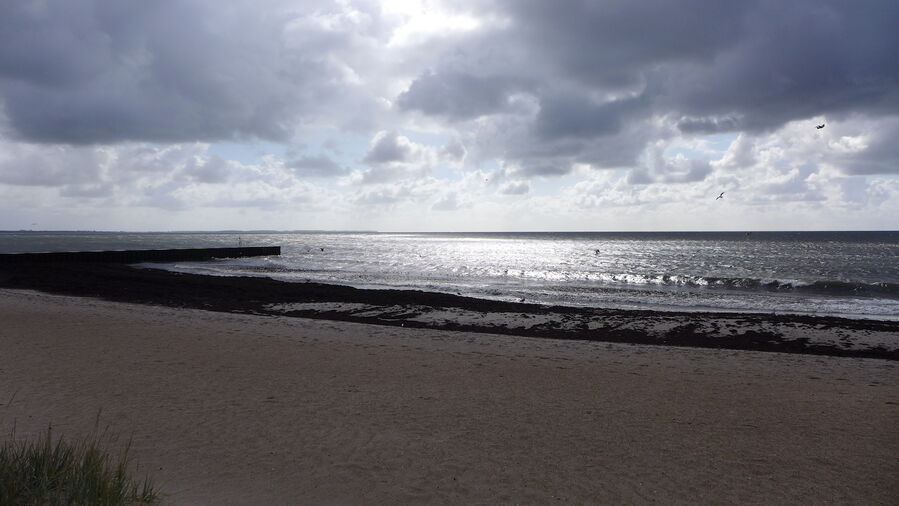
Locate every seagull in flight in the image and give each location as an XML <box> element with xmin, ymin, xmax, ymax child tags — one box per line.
<box><xmin>816</xmin><ymin>123</ymin><xmax>825</xmax><ymax>129</ymax></box>
<box><xmin>716</xmin><ymin>192</ymin><xmax>725</xmax><ymax>200</ymax></box>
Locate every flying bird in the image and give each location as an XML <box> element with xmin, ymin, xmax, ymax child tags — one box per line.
<box><xmin>716</xmin><ymin>192</ymin><xmax>725</xmax><ymax>200</ymax></box>
<box><xmin>816</xmin><ymin>123</ymin><xmax>825</xmax><ymax>129</ymax></box>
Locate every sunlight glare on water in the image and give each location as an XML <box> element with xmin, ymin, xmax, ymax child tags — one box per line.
<box><xmin>3</xmin><ymin>231</ymin><xmax>898</xmax><ymax>319</ymax></box>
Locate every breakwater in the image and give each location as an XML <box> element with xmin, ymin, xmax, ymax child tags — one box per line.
<box><xmin>0</xmin><ymin>246</ymin><xmax>280</xmax><ymax>264</ymax></box>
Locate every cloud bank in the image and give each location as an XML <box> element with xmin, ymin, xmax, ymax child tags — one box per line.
<box><xmin>0</xmin><ymin>0</ymin><xmax>896</xmax><ymax>230</ymax></box>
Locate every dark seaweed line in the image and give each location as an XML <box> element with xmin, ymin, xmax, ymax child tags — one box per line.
<box><xmin>1</xmin><ymin>262</ymin><xmax>896</xmax><ymax>361</ymax></box>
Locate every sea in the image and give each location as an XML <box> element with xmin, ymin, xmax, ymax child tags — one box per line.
<box><xmin>2</xmin><ymin>231</ymin><xmax>898</xmax><ymax>321</ymax></box>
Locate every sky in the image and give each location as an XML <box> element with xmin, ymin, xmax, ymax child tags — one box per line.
<box><xmin>0</xmin><ymin>0</ymin><xmax>897</xmax><ymax>232</ymax></box>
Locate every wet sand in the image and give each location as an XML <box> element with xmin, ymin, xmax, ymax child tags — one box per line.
<box><xmin>0</xmin><ymin>262</ymin><xmax>896</xmax><ymax>359</ymax></box>
<box><xmin>1</xmin><ymin>289</ymin><xmax>897</xmax><ymax>504</ymax></box>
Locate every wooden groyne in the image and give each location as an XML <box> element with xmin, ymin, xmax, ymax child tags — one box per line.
<box><xmin>0</xmin><ymin>246</ymin><xmax>280</xmax><ymax>264</ymax></box>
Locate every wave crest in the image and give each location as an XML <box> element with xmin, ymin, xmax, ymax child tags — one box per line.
<box><xmin>586</xmin><ymin>272</ymin><xmax>899</xmax><ymax>298</ymax></box>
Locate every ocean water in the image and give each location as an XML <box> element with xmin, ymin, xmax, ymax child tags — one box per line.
<box><xmin>2</xmin><ymin>231</ymin><xmax>898</xmax><ymax>320</ymax></box>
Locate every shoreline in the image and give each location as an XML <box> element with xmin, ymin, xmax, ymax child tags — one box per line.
<box><xmin>2</xmin><ymin>289</ymin><xmax>897</xmax><ymax>503</ymax></box>
<box><xmin>0</xmin><ymin>262</ymin><xmax>896</xmax><ymax>360</ymax></box>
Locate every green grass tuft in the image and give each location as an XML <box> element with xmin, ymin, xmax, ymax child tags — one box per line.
<box><xmin>0</xmin><ymin>424</ymin><xmax>160</xmax><ymax>505</ymax></box>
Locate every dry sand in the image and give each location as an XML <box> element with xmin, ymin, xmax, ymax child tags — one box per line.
<box><xmin>1</xmin><ymin>288</ymin><xmax>897</xmax><ymax>504</ymax></box>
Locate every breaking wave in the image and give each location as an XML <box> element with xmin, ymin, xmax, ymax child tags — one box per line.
<box><xmin>584</xmin><ymin>272</ymin><xmax>899</xmax><ymax>298</ymax></box>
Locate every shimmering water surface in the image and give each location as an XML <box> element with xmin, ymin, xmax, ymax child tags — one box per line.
<box><xmin>3</xmin><ymin>231</ymin><xmax>898</xmax><ymax>320</ymax></box>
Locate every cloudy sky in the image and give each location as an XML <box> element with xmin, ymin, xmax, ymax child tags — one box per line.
<box><xmin>1</xmin><ymin>0</ymin><xmax>897</xmax><ymax>231</ymax></box>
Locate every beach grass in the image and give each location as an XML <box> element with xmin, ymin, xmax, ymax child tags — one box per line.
<box><xmin>0</xmin><ymin>424</ymin><xmax>160</xmax><ymax>505</ymax></box>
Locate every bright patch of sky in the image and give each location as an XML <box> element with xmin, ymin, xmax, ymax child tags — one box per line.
<box><xmin>382</xmin><ymin>0</ymin><xmax>485</xmax><ymax>47</ymax></box>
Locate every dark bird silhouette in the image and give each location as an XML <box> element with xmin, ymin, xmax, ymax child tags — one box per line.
<box><xmin>816</xmin><ymin>124</ymin><xmax>825</xmax><ymax>129</ymax></box>
<box><xmin>716</xmin><ymin>192</ymin><xmax>725</xmax><ymax>200</ymax></box>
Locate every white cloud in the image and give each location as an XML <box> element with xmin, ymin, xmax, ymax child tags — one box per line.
<box><xmin>362</xmin><ymin>130</ymin><xmax>437</xmax><ymax>166</ymax></box>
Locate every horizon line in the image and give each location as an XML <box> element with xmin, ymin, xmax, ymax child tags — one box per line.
<box><xmin>2</xmin><ymin>229</ymin><xmax>898</xmax><ymax>234</ymax></box>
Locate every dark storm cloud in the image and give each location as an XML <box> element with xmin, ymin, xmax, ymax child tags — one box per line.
<box><xmin>0</xmin><ymin>0</ymin><xmax>358</xmax><ymax>144</ymax></box>
<box><xmin>506</xmin><ymin>0</ymin><xmax>751</xmax><ymax>88</ymax></box>
<box><xmin>0</xmin><ymin>1</ymin><xmax>112</xmax><ymax>87</ymax></box>
<box><xmin>498</xmin><ymin>118</ymin><xmax>663</xmax><ymax>175</ymax></box>
<box><xmin>398</xmin><ymin>0</ymin><xmax>898</xmax><ymax>176</ymax></box>
<box><xmin>505</xmin><ymin>0</ymin><xmax>899</xmax><ymax>131</ymax></box>
<box><xmin>397</xmin><ymin>70</ymin><xmax>526</xmax><ymax>120</ymax></box>
<box><xmin>663</xmin><ymin>1</ymin><xmax>899</xmax><ymax>133</ymax></box>
<box><xmin>534</xmin><ymin>92</ymin><xmax>649</xmax><ymax>140</ymax></box>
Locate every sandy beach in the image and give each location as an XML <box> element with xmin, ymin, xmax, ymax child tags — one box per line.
<box><xmin>3</xmin><ymin>0</ymin><xmax>898</xmax><ymax>502</ymax></box>
<box><xmin>1</xmin><ymin>288</ymin><xmax>897</xmax><ymax>504</ymax></box>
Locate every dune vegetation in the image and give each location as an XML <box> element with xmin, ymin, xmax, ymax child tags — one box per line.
<box><xmin>0</xmin><ymin>424</ymin><xmax>160</xmax><ymax>505</ymax></box>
